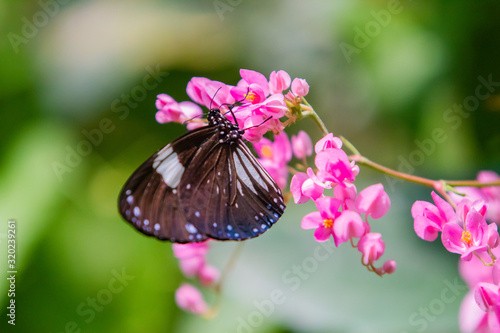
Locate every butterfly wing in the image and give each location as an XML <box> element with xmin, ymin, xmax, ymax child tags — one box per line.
<box><xmin>118</xmin><ymin>126</ymin><xmax>215</xmax><ymax>243</ymax></box>
<box><xmin>177</xmin><ymin>139</ymin><xmax>285</xmax><ymax>241</ymax></box>
<box><xmin>119</xmin><ymin>125</ymin><xmax>286</xmax><ymax>243</ymax></box>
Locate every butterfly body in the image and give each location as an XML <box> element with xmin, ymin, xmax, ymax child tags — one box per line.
<box><xmin>119</xmin><ymin>108</ymin><xmax>285</xmax><ymax>243</ymax></box>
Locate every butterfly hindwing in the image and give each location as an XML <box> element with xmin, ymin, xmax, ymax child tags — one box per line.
<box><xmin>177</xmin><ymin>139</ymin><xmax>285</xmax><ymax>241</ymax></box>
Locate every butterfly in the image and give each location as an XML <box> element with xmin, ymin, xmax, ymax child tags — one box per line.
<box><xmin>118</xmin><ymin>104</ymin><xmax>286</xmax><ymax>243</ymax></box>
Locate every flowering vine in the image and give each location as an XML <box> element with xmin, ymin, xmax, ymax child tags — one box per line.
<box><xmin>154</xmin><ymin>69</ymin><xmax>500</xmax><ymax>330</ymax></box>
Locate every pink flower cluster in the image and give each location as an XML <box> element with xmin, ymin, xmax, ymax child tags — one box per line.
<box><xmin>450</xmin><ymin>171</ymin><xmax>500</xmax><ymax>224</ymax></box>
<box><xmin>412</xmin><ymin>191</ymin><xmax>499</xmax><ymax>262</ymax></box>
<box><xmin>155</xmin><ymin>69</ymin><xmax>309</xmax><ymax>143</ymax></box>
<box><xmin>291</xmin><ymin>133</ymin><xmax>395</xmax><ymax>276</ymax></box>
<box><xmin>412</xmin><ymin>172</ymin><xmax>500</xmax><ymax>331</ymax></box>
<box><xmin>172</xmin><ymin>241</ymin><xmax>219</xmax><ymax>314</ymax></box>
<box><xmin>459</xmin><ymin>249</ymin><xmax>500</xmax><ymax>332</ymax></box>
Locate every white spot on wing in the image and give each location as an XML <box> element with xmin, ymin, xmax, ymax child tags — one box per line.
<box><xmin>133</xmin><ymin>207</ymin><xmax>141</xmax><ymax>217</ymax></box>
<box><xmin>154</xmin><ymin>148</ymin><xmax>185</xmax><ymax>188</ymax></box>
<box><xmin>185</xmin><ymin>223</ymin><xmax>197</xmax><ymax>234</ymax></box>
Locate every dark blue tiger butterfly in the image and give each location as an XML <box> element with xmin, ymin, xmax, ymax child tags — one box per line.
<box><xmin>118</xmin><ymin>103</ymin><xmax>286</xmax><ymax>243</ymax></box>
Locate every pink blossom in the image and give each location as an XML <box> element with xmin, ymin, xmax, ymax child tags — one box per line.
<box><xmin>474</xmin><ymin>283</ymin><xmax>500</xmax><ymax>331</ymax></box>
<box><xmin>459</xmin><ymin>250</ymin><xmax>497</xmax><ymax>288</ymax></box>
<box><xmin>450</xmin><ymin>171</ymin><xmax>500</xmax><ymax>224</ymax></box>
<box><xmin>412</xmin><ymin>191</ymin><xmax>457</xmax><ymax>241</ymax></box>
<box><xmin>186</xmin><ymin>77</ymin><xmax>234</xmax><ymax>109</ymax></box>
<box><xmin>290</xmin><ymin>172</ymin><xmax>323</xmax><ymax>204</ymax></box>
<box><xmin>172</xmin><ymin>241</ymin><xmax>219</xmax><ymax>286</ymax></box>
<box><xmin>175</xmin><ymin>284</ymin><xmax>208</xmax><ymax>315</ymax></box>
<box><xmin>242</xmin><ymin>115</ymin><xmax>270</xmax><ymax>143</ymax></box>
<box><xmin>357</xmin><ymin>233</ymin><xmax>385</xmax><ymax>265</ymax></box>
<box><xmin>291</xmin><ymin>130</ymin><xmax>313</xmax><ymax>159</ymax></box>
<box><xmin>155</xmin><ymin>94</ymin><xmax>203</xmax><ymax>126</ymax></box>
<box><xmin>301</xmin><ymin>196</ymin><xmax>342</xmax><ymax>244</ymax></box>
<box><xmin>332</xmin><ymin>210</ymin><xmax>366</xmax><ymax>244</ymax></box>
<box><xmin>380</xmin><ymin>260</ymin><xmax>397</xmax><ymax>274</ymax></box>
<box><xmin>333</xmin><ymin>182</ymin><xmax>358</xmax><ymax>210</ymax></box>
<box><xmin>355</xmin><ymin>183</ymin><xmax>391</xmax><ymax>219</ymax></box>
<box><xmin>238</xmin><ymin>69</ymin><xmax>270</xmax><ymax>96</ymax></box>
<box><xmin>456</xmin><ymin>198</ymin><xmax>487</xmax><ymax>225</ymax></box>
<box><xmin>458</xmin><ymin>248</ymin><xmax>500</xmax><ymax>333</ymax></box>
<box><xmin>269</xmin><ymin>70</ymin><xmax>291</xmax><ymax>94</ymax></box>
<box><xmin>459</xmin><ymin>291</ymin><xmax>489</xmax><ymax>333</ymax></box>
<box><xmin>253</xmin><ymin>132</ymin><xmax>292</xmax><ymax>189</ymax></box>
<box><xmin>291</xmin><ymin>78</ymin><xmax>309</xmax><ymax>98</ymax></box>
<box><xmin>441</xmin><ymin>208</ymin><xmax>489</xmax><ymax>261</ymax></box>
<box><xmin>199</xmin><ymin>265</ymin><xmax>220</xmax><ymax>287</ymax></box>
<box><xmin>178</xmin><ymin>256</ymin><xmax>205</xmax><ymax>278</ymax></box>
<box><xmin>314</xmin><ymin>133</ymin><xmax>343</xmax><ymax>154</ymax></box>
<box><xmin>172</xmin><ymin>241</ymin><xmax>209</xmax><ymax>259</ymax></box>
<box><xmin>315</xmin><ymin>148</ymin><xmax>356</xmax><ymax>185</ymax></box>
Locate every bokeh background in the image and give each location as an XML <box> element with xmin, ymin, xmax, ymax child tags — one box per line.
<box><xmin>1</xmin><ymin>1</ymin><xmax>499</xmax><ymax>332</ymax></box>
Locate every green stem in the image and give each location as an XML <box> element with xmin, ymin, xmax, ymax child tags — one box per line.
<box><xmin>301</xmin><ymin>110</ymin><xmax>329</xmax><ymax>137</ymax></box>
<box><xmin>349</xmin><ymin>155</ymin><xmax>435</xmax><ymax>187</ymax></box>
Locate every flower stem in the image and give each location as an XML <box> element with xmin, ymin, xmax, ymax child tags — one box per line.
<box><xmin>301</xmin><ymin>108</ymin><xmax>500</xmax><ymax>192</ymax></box>
<box><xmin>349</xmin><ymin>155</ymin><xmax>435</xmax><ymax>187</ymax></box>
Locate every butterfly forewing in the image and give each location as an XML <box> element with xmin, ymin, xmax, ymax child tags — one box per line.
<box><xmin>118</xmin><ymin>108</ymin><xmax>286</xmax><ymax>243</ymax></box>
<box><xmin>119</xmin><ymin>126</ymin><xmax>215</xmax><ymax>242</ymax></box>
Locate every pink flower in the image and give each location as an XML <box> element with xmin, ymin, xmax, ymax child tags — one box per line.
<box><xmin>172</xmin><ymin>241</ymin><xmax>219</xmax><ymax>286</ymax></box>
<box><xmin>314</xmin><ymin>133</ymin><xmax>343</xmax><ymax>154</ymax></box>
<box><xmin>333</xmin><ymin>182</ymin><xmax>358</xmax><ymax>210</ymax></box>
<box><xmin>357</xmin><ymin>233</ymin><xmax>385</xmax><ymax>265</ymax></box>
<box><xmin>412</xmin><ymin>191</ymin><xmax>457</xmax><ymax>241</ymax></box>
<box><xmin>175</xmin><ymin>284</ymin><xmax>208</xmax><ymax>315</ymax></box>
<box><xmin>315</xmin><ymin>148</ymin><xmax>356</xmax><ymax>186</ymax></box>
<box><xmin>155</xmin><ymin>94</ymin><xmax>203</xmax><ymax>128</ymax></box>
<box><xmin>290</xmin><ymin>172</ymin><xmax>323</xmax><ymax>204</ymax></box>
<box><xmin>301</xmin><ymin>196</ymin><xmax>342</xmax><ymax>244</ymax></box>
<box><xmin>172</xmin><ymin>241</ymin><xmax>209</xmax><ymax>259</ymax></box>
<box><xmin>199</xmin><ymin>264</ymin><xmax>220</xmax><ymax>287</ymax></box>
<box><xmin>355</xmin><ymin>184</ymin><xmax>391</xmax><ymax>219</ymax></box>
<box><xmin>441</xmin><ymin>208</ymin><xmax>489</xmax><ymax>261</ymax></box>
<box><xmin>253</xmin><ymin>132</ymin><xmax>292</xmax><ymax>189</ymax></box>
<box><xmin>379</xmin><ymin>260</ymin><xmax>397</xmax><ymax>275</ymax></box>
<box><xmin>459</xmin><ymin>290</ymin><xmax>489</xmax><ymax>333</ymax></box>
<box><xmin>241</xmin><ymin>115</ymin><xmax>270</xmax><ymax>143</ymax></box>
<box><xmin>474</xmin><ymin>283</ymin><xmax>500</xmax><ymax>331</ymax></box>
<box><xmin>291</xmin><ymin>130</ymin><xmax>313</xmax><ymax>159</ymax></box>
<box><xmin>269</xmin><ymin>70</ymin><xmax>291</xmax><ymax>94</ymax></box>
<box><xmin>186</xmin><ymin>77</ymin><xmax>234</xmax><ymax>109</ymax></box>
<box><xmin>458</xmin><ymin>248</ymin><xmax>500</xmax><ymax>333</ymax></box>
<box><xmin>291</xmin><ymin>78</ymin><xmax>309</xmax><ymax>98</ymax></box>
<box><xmin>332</xmin><ymin>210</ymin><xmax>366</xmax><ymax>244</ymax></box>
<box><xmin>478</xmin><ymin>171</ymin><xmax>500</xmax><ymax>223</ymax></box>
<box><xmin>450</xmin><ymin>171</ymin><xmax>500</xmax><ymax>224</ymax></box>
<box><xmin>459</xmin><ymin>250</ymin><xmax>497</xmax><ymax>288</ymax></box>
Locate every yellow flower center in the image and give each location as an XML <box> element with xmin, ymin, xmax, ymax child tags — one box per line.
<box><xmin>462</xmin><ymin>230</ymin><xmax>472</xmax><ymax>246</ymax></box>
<box><xmin>261</xmin><ymin>145</ymin><xmax>273</xmax><ymax>159</ymax></box>
<box><xmin>323</xmin><ymin>219</ymin><xmax>333</xmax><ymax>228</ymax></box>
<box><xmin>245</xmin><ymin>91</ymin><xmax>257</xmax><ymax>102</ymax></box>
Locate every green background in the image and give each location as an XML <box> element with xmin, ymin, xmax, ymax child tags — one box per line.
<box><xmin>1</xmin><ymin>1</ymin><xmax>499</xmax><ymax>332</ymax></box>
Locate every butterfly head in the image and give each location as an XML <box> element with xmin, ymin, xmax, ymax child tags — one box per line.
<box><xmin>207</xmin><ymin>108</ymin><xmax>244</xmax><ymax>144</ymax></box>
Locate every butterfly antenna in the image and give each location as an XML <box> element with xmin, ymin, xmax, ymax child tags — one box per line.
<box><xmin>210</xmin><ymin>86</ymin><xmax>223</xmax><ymax>110</ymax></box>
<box><xmin>242</xmin><ymin>116</ymin><xmax>272</xmax><ymax>131</ymax></box>
<box><xmin>220</xmin><ymin>87</ymin><xmax>251</xmax><ymax>123</ymax></box>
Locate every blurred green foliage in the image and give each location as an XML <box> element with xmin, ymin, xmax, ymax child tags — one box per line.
<box><xmin>1</xmin><ymin>0</ymin><xmax>499</xmax><ymax>332</ymax></box>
